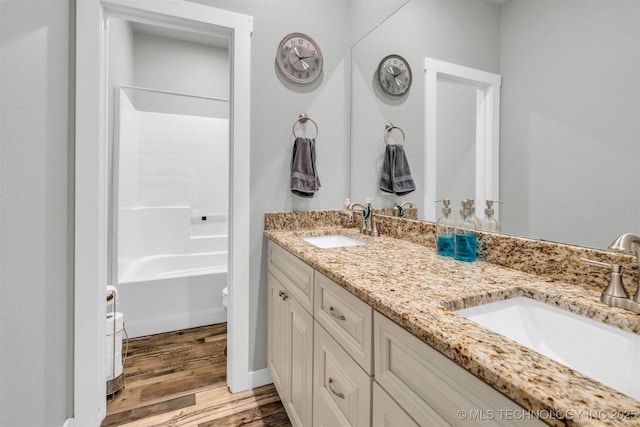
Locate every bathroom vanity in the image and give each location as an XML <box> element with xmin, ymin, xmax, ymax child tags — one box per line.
<box><xmin>264</xmin><ymin>211</ymin><xmax>640</xmax><ymax>427</ymax></box>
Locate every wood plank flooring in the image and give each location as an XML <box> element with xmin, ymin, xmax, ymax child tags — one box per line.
<box><xmin>102</xmin><ymin>324</ymin><xmax>291</xmax><ymax>427</ymax></box>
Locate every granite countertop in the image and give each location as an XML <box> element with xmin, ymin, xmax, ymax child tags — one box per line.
<box><xmin>264</xmin><ymin>226</ymin><xmax>640</xmax><ymax>427</ymax></box>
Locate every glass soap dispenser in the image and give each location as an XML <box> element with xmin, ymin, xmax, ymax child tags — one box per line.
<box><xmin>468</xmin><ymin>199</ymin><xmax>482</xmax><ymax>231</ymax></box>
<box><xmin>436</xmin><ymin>199</ymin><xmax>455</xmax><ymax>257</ymax></box>
<box><xmin>480</xmin><ymin>200</ymin><xmax>501</xmax><ymax>232</ymax></box>
<box><xmin>454</xmin><ymin>199</ymin><xmax>477</xmax><ymax>262</ymax></box>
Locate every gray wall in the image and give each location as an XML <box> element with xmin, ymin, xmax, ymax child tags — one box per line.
<box><xmin>190</xmin><ymin>0</ymin><xmax>352</xmax><ymax>372</ymax></box>
<box><xmin>13</xmin><ymin>1</ymin><xmax>630</xmax><ymax>424</ymax></box>
<box><xmin>0</xmin><ymin>0</ymin><xmax>73</xmax><ymax>425</ymax></box>
<box><xmin>350</xmin><ymin>0</ymin><xmax>501</xmax><ymax>217</ymax></box>
<box><xmin>499</xmin><ymin>0</ymin><xmax>640</xmax><ymax>248</ymax></box>
<box><xmin>0</xmin><ymin>1</ymin><xmax>380</xmax><ymax>424</ymax></box>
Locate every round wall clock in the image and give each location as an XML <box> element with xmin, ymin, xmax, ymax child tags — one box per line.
<box><xmin>377</xmin><ymin>54</ymin><xmax>412</xmax><ymax>96</ymax></box>
<box><xmin>276</xmin><ymin>32</ymin><xmax>323</xmax><ymax>84</ymax></box>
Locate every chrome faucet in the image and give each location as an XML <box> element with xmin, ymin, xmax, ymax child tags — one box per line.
<box><xmin>607</xmin><ymin>233</ymin><xmax>640</xmax><ymax>313</ymax></box>
<box><xmin>347</xmin><ymin>201</ymin><xmax>378</xmax><ymax>236</ymax></box>
<box><xmin>393</xmin><ymin>201</ymin><xmax>415</xmax><ymax>217</ymax></box>
<box><xmin>581</xmin><ymin>232</ymin><xmax>640</xmax><ymax>314</ymax></box>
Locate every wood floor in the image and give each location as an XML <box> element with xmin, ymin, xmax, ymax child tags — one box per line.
<box><xmin>102</xmin><ymin>323</ymin><xmax>291</xmax><ymax>427</ymax></box>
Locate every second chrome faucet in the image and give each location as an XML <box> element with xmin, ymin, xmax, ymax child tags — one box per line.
<box><xmin>581</xmin><ymin>232</ymin><xmax>640</xmax><ymax>314</ymax></box>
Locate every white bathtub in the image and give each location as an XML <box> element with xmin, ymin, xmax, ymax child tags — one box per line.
<box><xmin>117</xmin><ymin>251</ymin><xmax>228</xmax><ymax>338</ymax></box>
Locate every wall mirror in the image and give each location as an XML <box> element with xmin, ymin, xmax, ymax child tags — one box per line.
<box><xmin>350</xmin><ymin>0</ymin><xmax>640</xmax><ymax>250</ymax></box>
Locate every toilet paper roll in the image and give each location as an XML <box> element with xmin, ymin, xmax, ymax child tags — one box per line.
<box><xmin>106</xmin><ymin>311</ymin><xmax>124</xmax><ymax>333</ymax></box>
<box><xmin>106</xmin><ymin>312</ymin><xmax>124</xmax><ymax>380</ymax></box>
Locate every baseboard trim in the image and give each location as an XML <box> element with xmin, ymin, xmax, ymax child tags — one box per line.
<box><xmin>248</xmin><ymin>368</ymin><xmax>272</xmax><ymax>388</ymax></box>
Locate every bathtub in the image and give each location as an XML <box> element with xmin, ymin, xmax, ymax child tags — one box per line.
<box><xmin>116</xmin><ymin>251</ymin><xmax>228</xmax><ymax>338</ymax></box>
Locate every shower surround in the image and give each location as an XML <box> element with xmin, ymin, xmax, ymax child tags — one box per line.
<box><xmin>114</xmin><ymin>88</ymin><xmax>229</xmax><ymax>337</ymax></box>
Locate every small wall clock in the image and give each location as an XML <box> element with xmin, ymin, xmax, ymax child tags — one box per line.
<box><xmin>377</xmin><ymin>54</ymin><xmax>412</xmax><ymax>96</ymax></box>
<box><xmin>276</xmin><ymin>32</ymin><xmax>323</xmax><ymax>84</ymax></box>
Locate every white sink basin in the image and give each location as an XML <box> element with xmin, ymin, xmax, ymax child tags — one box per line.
<box><xmin>456</xmin><ymin>297</ymin><xmax>640</xmax><ymax>400</ymax></box>
<box><xmin>301</xmin><ymin>234</ymin><xmax>366</xmax><ymax>249</ymax></box>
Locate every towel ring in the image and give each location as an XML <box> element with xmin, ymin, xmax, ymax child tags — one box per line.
<box><xmin>384</xmin><ymin>123</ymin><xmax>405</xmax><ymax>145</ymax></box>
<box><xmin>293</xmin><ymin>114</ymin><xmax>319</xmax><ymax>139</ymax></box>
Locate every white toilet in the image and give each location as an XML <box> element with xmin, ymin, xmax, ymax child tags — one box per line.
<box><xmin>222</xmin><ymin>286</ymin><xmax>228</xmax><ymax>312</ymax></box>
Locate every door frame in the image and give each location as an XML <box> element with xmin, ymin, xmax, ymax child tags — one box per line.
<box><xmin>74</xmin><ymin>1</ymin><xmax>253</xmax><ymax>424</ymax></box>
<box><xmin>423</xmin><ymin>57</ymin><xmax>501</xmax><ymax>222</ymax></box>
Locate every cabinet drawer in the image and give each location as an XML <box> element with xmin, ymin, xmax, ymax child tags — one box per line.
<box><xmin>374</xmin><ymin>312</ymin><xmax>545</xmax><ymax>426</ymax></box>
<box><xmin>267</xmin><ymin>241</ymin><xmax>314</xmax><ymax>313</ymax></box>
<box><xmin>373</xmin><ymin>381</ymin><xmax>424</xmax><ymax>427</ymax></box>
<box><xmin>314</xmin><ymin>272</ymin><xmax>373</xmax><ymax>374</ymax></box>
<box><xmin>313</xmin><ymin>321</ymin><xmax>371</xmax><ymax>427</ymax></box>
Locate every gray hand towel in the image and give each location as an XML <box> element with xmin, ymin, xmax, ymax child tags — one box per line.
<box><xmin>379</xmin><ymin>144</ymin><xmax>416</xmax><ymax>196</ymax></box>
<box><xmin>291</xmin><ymin>137</ymin><xmax>321</xmax><ymax>197</ymax></box>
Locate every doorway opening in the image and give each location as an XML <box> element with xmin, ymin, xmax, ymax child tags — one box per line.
<box><xmin>75</xmin><ymin>2</ymin><xmax>253</xmax><ymax>424</ymax></box>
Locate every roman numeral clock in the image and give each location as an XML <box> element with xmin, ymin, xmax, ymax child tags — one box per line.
<box><xmin>276</xmin><ymin>32</ymin><xmax>323</xmax><ymax>84</ymax></box>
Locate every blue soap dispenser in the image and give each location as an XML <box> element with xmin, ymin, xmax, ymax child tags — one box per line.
<box><xmin>454</xmin><ymin>199</ymin><xmax>477</xmax><ymax>262</ymax></box>
<box><xmin>435</xmin><ymin>199</ymin><xmax>455</xmax><ymax>257</ymax></box>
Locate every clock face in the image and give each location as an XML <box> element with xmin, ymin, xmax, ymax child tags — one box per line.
<box><xmin>276</xmin><ymin>33</ymin><xmax>323</xmax><ymax>84</ymax></box>
<box><xmin>378</xmin><ymin>54</ymin><xmax>412</xmax><ymax>96</ymax></box>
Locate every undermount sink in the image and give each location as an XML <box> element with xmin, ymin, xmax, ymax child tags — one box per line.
<box><xmin>456</xmin><ymin>297</ymin><xmax>640</xmax><ymax>400</ymax></box>
<box><xmin>301</xmin><ymin>234</ymin><xmax>366</xmax><ymax>249</ymax></box>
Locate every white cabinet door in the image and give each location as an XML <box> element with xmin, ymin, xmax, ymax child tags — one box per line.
<box><xmin>267</xmin><ymin>270</ymin><xmax>313</xmax><ymax>427</ymax></box>
<box><xmin>313</xmin><ymin>321</ymin><xmax>371</xmax><ymax>427</ymax></box>
<box><xmin>284</xmin><ymin>294</ymin><xmax>314</xmax><ymax>427</ymax></box>
<box><xmin>372</xmin><ymin>381</ymin><xmax>421</xmax><ymax>427</ymax></box>
<box><xmin>374</xmin><ymin>312</ymin><xmax>545</xmax><ymax>427</ymax></box>
<box><xmin>267</xmin><ymin>272</ymin><xmax>287</xmax><ymax>396</ymax></box>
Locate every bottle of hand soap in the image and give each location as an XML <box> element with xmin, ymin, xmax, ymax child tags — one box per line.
<box><xmin>468</xmin><ymin>199</ymin><xmax>482</xmax><ymax>231</ymax></box>
<box><xmin>435</xmin><ymin>199</ymin><xmax>455</xmax><ymax>257</ymax></box>
<box><xmin>454</xmin><ymin>199</ymin><xmax>477</xmax><ymax>262</ymax></box>
<box><xmin>480</xmin><ymin>200</ymin><xmax>501</xmax><ymax>232</ymax></box>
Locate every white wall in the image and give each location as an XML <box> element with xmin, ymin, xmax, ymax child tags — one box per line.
<box><xmin>500</xmin><ymin>0</ymin><xmax>640</xmax><ymax>248</ymax></box>
<box><xmin>0</xmin><ymin>0</ymin><xmax>73</xmax><ymax>425</ymax></box>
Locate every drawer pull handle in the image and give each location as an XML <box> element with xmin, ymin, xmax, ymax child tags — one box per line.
<box><xmin>278</xmin><ymin>290</ymin><xmax>288</xmax><ymax>301</ymax></box>
<box><xmin>329</xmin><ymin>306</ymin><xmax>346</xmax><ymax>321</ymax></box>
<box><xmin>328</xmin><ymin>378</ymin><xmax>344</xmax><ymax>399</ymax></box>
<box><xmin>278</xmin><ymin>291</ymin><xmax>284</xmax><ymax>297</ymax></box>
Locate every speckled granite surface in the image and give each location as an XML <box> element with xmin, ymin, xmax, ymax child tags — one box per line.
<box><xmin>264</xmin><ymin>211</ymin><xmax>640</xmax><ymax>426</ymax></box>
<box><xmin>265</xmin><ymin>210</ymin><xmax>639</xmax><ymax>297</ymax></box>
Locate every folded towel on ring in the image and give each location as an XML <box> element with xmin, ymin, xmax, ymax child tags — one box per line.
<box><xmin>291</xmin><ymin>137</ymin><xmax>321</xmax><ymax>197</ymax></box>
<box><xmin>379</xmin><ymin>144</ymin><xmax>415</xmax><ymax>196</ymax></box>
